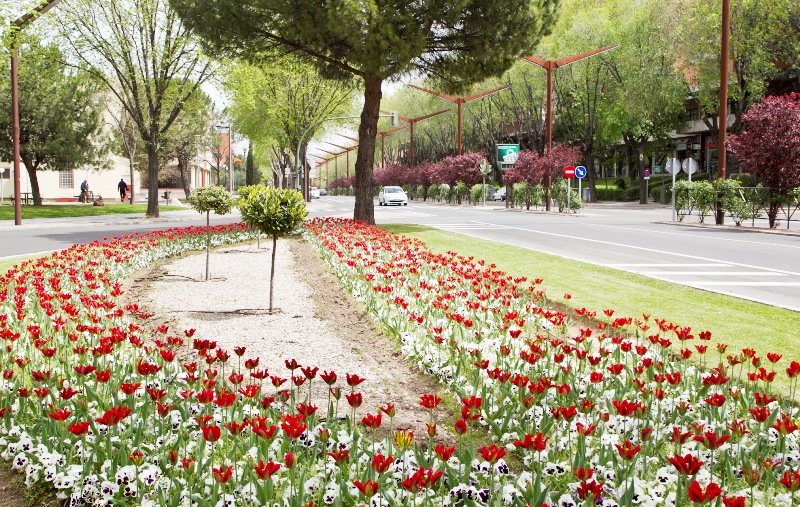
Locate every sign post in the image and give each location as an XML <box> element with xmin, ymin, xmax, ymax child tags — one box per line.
<box><xmin>665</xmin><ymin>158</ymin><xmax>682</xmax><ymax>221</ymax></box>
<box><xmin>563</xmin><ymin>165</ymin><xmax>575</xmax><ymax>213</ymax></box>
<box><xmin>575</xmin><ymin>165</ymin><xmax>587</xmax><ymax>211</ymax></box>
<box><xmin>496</xmin><ymin>144</ymin><xmax>520</xmax><ymax>170</ymax></box>
<box><xmin>479</xmin><ymin>160</ymin><xmax>492</xmax><ymax>206</ymax></box>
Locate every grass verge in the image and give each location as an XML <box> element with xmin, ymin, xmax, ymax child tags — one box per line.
<box><xmin>0</xmin><ymin>204</ymin><xmax>185</xmax><ymax>220</ymax></box>
<box><xmin>383</xmin><ymin>224</ymin><xmax>800</xmax><ymax>394</ymax></box>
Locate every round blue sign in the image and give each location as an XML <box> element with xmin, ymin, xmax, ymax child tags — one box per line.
<box><xmin>575</xmin><ymin>166</ymin><xmax>587</xmax><ymax>179</ymax></box>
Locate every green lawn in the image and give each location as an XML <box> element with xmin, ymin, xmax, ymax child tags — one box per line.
<box><xmin>0</xmin><ymin>204</ymin><xmax>185</xmax><ymax>220</ymax></box>
<box><xmin>383</xmin><ymin>224</ymin><xmax>800</xmax><ymax>394</ymax></box>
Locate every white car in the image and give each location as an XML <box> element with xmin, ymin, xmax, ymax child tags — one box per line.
<box><xmin>493</xmin><ymin>187</ymin><xmax>506</xmax><ymax>201</ymax></box>
<box><xmin>378</xmin><ymin>186</ymin><xmax>408</xmax><ymax>206</ymax></box>
<box><xmin>310</xmin><ymin>187</ymin><xmax>321</xmax><ymax>199</ymax></box>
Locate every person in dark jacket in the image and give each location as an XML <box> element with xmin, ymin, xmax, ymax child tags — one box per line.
<box><xmin>118</xmin><ymin>179</ymin><xmax>128</xmax><ymax>202</ymax></box>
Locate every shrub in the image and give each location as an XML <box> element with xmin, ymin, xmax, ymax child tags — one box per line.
<box><xmin>239</xmin><ymin>185</ymin><xmax>307</xmax><ymax>312</ymax></box>
<box><xmin>188</xmin><ymin>186</ymin><xmax>233</xmax><ymax>280</ymax></box>
<box><xmin>469</xmin><ymin>184</ymin><xmax>490</xmax><ymax>205</ymax></box>
<box><xmin>691</xmin><ymin>181</ymin><xmax>716</xmax><ymax>223</ymax></box>
<box><xmin>552</xmin><ymin>179</ymin><xmax>582</xmax><ymax>212</ymax></box>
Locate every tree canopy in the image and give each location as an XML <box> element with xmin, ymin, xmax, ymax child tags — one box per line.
<box><xmin>169</xmin><ymin>0</ymin><xmax>560</xmax><ymax>224</ymax></box>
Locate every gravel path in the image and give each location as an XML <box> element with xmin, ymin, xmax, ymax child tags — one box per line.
<box><xmin>139</xmin><ymin>239</ymin><xmax>447</xmax><ymax>439</ymax></box>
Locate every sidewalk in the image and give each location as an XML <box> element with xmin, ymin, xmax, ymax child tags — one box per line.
<box><xmin>0</xmin><ymin>208</ymin><xmax>242</xmax><ymax>231</ymax></box>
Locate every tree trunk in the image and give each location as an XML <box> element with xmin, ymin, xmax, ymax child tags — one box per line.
<box><xmin>205</xmin><ymin>210</ymin><xmax>210</xmax><ymax>281</ymax></box>
<box><xmin>20</xmin><ymin>154</ymin><xmax>42</xmax><ymax>206</ymax></box>
<box><xmin>353</xmin><ymin>76</ymin><xmax>382</xmax><ymax>224</ymax></box>
<box><xmin>146</xmin><ymin>136</ymin><xmax>160</xmax><ymax>217</ymax></box>
<box><xmin>586</xmin><ymin>157</ymin><xmax>597</xmax><ymax>203</ymax></box>
<box><xmin>269</xmin><ymin>235</ymin><xmax>277</xmax><ymax>312</ymax></box>
<box><xmin>128</xmin><ymin>157</ymin><xmax>135</xmax><ymax>204</ymax></box>
<box><xmin>178</xmin><ymin>155</ymin><xmax>192</xmax><ymax>199</ymax></box>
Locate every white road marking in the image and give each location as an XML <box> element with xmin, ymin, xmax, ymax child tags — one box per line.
<box><xmin>471</xmin><ymin>221</ymin><xmax>800</xmax><ymax>277</ymax></box>
<box><xmin>0</xmin><ymin>250</ymin><xmax>59</xmax><ymax>262</ymax></box>
<box><xmin>592</xmin><ymin>223</ymin><xmax>800</xmax><ymax>250</ymax></box>
<box><xmin>683</xmin><ymin>282</ymin><xmax>800</xmax><ymax>287</ymax></box>
<box><xmin>641</xmin><ymin>271</ymin><xmax>785</xmax><ymax>276</ymax></box>
<box><xmin>610</xmin><ymin>263</ymin><xmax>731</xmax><ymax>267</ymax></box>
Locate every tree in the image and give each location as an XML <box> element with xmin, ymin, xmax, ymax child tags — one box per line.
<box><xmin>188</xmin><ymin>186</ymin><xmax>233</xmax><ymax>280</ymax></box>
<box><xmin>58</xmin><ymin>0</ymin><xmax>213</xmax><ymax>217</ymax></box>
<box><xmin>225</xmin><ymin>57</ymin><xmax>355</xmax><ymax>199</ymax></box>
<box><xmin>107</xmin><ymin>103</ymin><xmax>141</xmax><ymax>204</ymax></box>
<box><xmin>238</xmin><ymin>185</ymin><xmax>307</xmax><ymax>313</ymax></box>
<box><xmin>0</xmin><ymin>36</ymin><xmax>108</xmax><ymax>205</ymax></box>
<box><xmin>727</xmin><ymin>93</ymin><xmax>800</xmax><ymax>228</ymax></box>
<box><xmin>245</xmin><ymin>142</ymin><xmax>261</xmax><ymax>186</ymax></box>
<box><xmin>168</xmin><ymin>0</ymin><xmax>559</xmax><ymax>225</ymax></box>
<box><xmin>164</xmin><ymin>89</ymin><xmax>213</xmax><ymax>199</ymax></box>
<box><xmin>602</xmin><ymin>0</ymin><xmax>685</xmax><ymax>204</ymax></box>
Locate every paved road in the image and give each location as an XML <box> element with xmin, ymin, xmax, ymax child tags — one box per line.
<box><xmin>2</xmin><ymin>197</ymin><xmax>799</xmax><ymax>310</ymax></box>
<box><xmin>313</xmin><ymin>196</ymin><xmax>800</xmax><ymax>311</ymax></box>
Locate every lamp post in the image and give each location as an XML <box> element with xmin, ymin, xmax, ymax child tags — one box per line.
<box><xmin>9</xmin><ymin>0</ymin><xmax>65</xmax><ymax>225</ymax></box>
<box><xmin>214</xmin><ymin>123</ymin><xmax>234</xmax><ymax>193</ymax></box>
<box><xmin>408</xmin><ymin>84</ymin><xmax>510</xmax><ymax>156</ymax></box>
<box><xmin>520</xmin><ymin>45</ymin><xmax>619</xmax><ymax>210</ymax></box>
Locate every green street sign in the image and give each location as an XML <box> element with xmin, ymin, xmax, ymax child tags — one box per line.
<box><xmin>496</xmin><ymin>144</ymin><xmax>520</xmax><ymax>167</ymax></box>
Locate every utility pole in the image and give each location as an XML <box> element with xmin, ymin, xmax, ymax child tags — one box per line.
<box><xmin>520</xmin><ymin>45</ymin><xmax>619</xmax><ymax>210</ymax></box>
<box><xmin>10</xmin><ymin>0</ymin><xmax>65</xmax><ymax>225</ymax></box>
<box><xmin>718</xmin><ymin>0</ymin><xmax>730</xmax><ymax>180</ymax></box>
<box><xmin>408</xmin><ymin>84</ymin><xmax>510</xmax><ymax>156</ymax></box>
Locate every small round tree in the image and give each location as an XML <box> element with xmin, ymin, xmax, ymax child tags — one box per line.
<box><xmin>239</xmin><ymin>185</ymin><xmax>307</xmax><ymax>313</ymax></box>
<box><xmin>188</xmin><ymin>186</ymin><xmax>233</xmax><ymax>280</ymax></box>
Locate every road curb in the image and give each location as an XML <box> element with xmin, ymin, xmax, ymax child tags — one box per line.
<box><xmin>654</xmin><ymin>220</ymin><xmax>800</xmax><ymax>237</ymax></box>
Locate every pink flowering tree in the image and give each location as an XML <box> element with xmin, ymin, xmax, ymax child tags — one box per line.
<box><xmin>728</xmin><ymin>93</ymin><xmax>800</xmax><ymax>227</ymax></box>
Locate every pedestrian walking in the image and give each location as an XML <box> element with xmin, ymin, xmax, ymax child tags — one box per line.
<box><xmin>118</xmin><ymin>178</ymin><xmax>128</xmax><ymax>202</ymax></box>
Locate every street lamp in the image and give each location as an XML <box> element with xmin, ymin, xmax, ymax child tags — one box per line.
<box><xmin>408</xmin><ymin>84</ymin><xmax>510</xmax><ymax>156</ymax></box>
<box><xmin>9</xmin><ymin>0</ymin><xmax>65</xmax><ymax>226</ymax></box>
<box><xmin>520</xmin><ymin>45</ymin><xmax>619</xmax><ymax>210</ymax></box>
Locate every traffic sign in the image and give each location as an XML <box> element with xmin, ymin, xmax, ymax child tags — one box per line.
<box><xmin>497</xmin><ymin>144</ymin><xmax>520</xmax><ymax>167</ymax></box>
<box><xmin>681</xmin><ymin>158</ymin><xmax>698</xmax><ymax>175</ymax></box>
<box><xmin>563</xmin><ymin>165</ymin><xmax>575</xmax><ymax>179</ymax></box>
<box><xmin>664</xmin><ymin>158</ymin><xmax>682</xmax><ymax>175</ymax></box>
<box><xmin>575</xmin><ymin>165</ymin><xmax>587</xmax><ymax>179</ymax></box>
<box><xmin>643</xmin><ymin>167</ymin><xmax>651</xmax><ymax>180</ymax></box>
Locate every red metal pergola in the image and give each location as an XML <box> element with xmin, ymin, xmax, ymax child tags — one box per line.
<box><xmin>407</xmin><ymin>84</ymin><xmax>510</xmax><ymax>156</ymax></box>
<box><xmin>383</xmin><ymin>109</ymin><xmax>449</xmax><ymax>167</ymax></box>
<box><xmin>520</xmin><ymin>45</ymin><xmax>618</xmax><ymax>210</ymax></box>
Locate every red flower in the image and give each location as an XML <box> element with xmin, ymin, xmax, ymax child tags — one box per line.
<box><xmin>435</xmin><ymin>444</ymin><xmax>456</xmax><ymax>461</ymax></box>
<box><xmin>693</xmin><ymin>431</ymin><xmax>730</xmax><ymax>450</ymax></box>
<box><xmin>68</xmin><ymin>421</ymin><xmax>90</xmax><ymax>436</ymax></box>
<box><xmin>687</xmin><ymin>480</ymin><xmax>722</xmax><ymax>504</ymax></box>
<box><xmin>280</xmin><ymin>415</ymin><xmax>307</xmax><ymax>439</ymax></box>
<box><xmin>284</xmin><ymin>452</ymin><xmax>295</xmax><ymax>469</ymax></box>
<box><xmin>372</xmin><ymin>453</ymin><xmax>393</xmax><ymax>473</ymax></box>
<box><xmin>454</xmin><ymin>419</ymin><xmax>467</xmax><ymax>435</ymax></box>
<box><xmin>254</xmin><ymin>459</ymin><xmax>281</xmax><ymax>479</ymax></box>
<box><xmin>213</xmin><ymin>465</ymin><xmax>233</xmax><ymax>483</ymax></box>
<box><xmin>615</xmin><ymin>440</ymin><xmax>641</xmax><ymax>460</ymax></box>
<box><xmin>232</xmin><ymin>346</ymin><xmax>246</xmax><ymax>356</ymax></box>
<box><xmin>361</xmin><ymin>412</ymin><xmax>382</xmax><ymax>429</ymax></box>
<box><xmin>477</xmin><ymin>444</ymin><xmax>506</xmax><ymax>463</ymax></box>
<box><xmin>96</xmin><ymin>405</ymin><xmax>132</xmax><ymax>426</ymax></box>
<box><xmin>772</xmin><ymin>415</ymin><xmax>799</xmax><ymax>435</ymax></box>
<box><xmin>722</xmin><ymin>496</ymin><xmax>746</xmax><ymax>507</ymax></box>
<box><xmin>95</xmin><ymin>370</ymin><xmax>111</xmax><ymax>383</ymax></box>
<box><xmin>514</xmin><ymin>432</ymin><xmax>548</xmax><ymax>451</ymax></box>
<box><xmin>787</xmin><ymin>361</ymin><xmax>800</xmax><ymax>378</ymax></box>
<box><xmin>346</xmin><ymin>373</ymin><xmax>366</xmax><ymax>387</ymax></box>
<box><xmin>301</xmin><ymin>366</ymin><xmax>318</xmax><ymax>380</ymax></box>
<box><xmin>59</xmin><ymin>387</ymin><xmax>80</xmax><ymax>400</ymax></box>
<box><xmin>668</xmin><ymin>453</ymin><xmax>704</xmax><ymax>476</ymax></box>
<box><xmin>345</xmin><ymin>392</ymin><xmax>363</xmax><ymax>408</ymax></box>
<box><xmin>704</xmin><ymin>393</ymin><xmax>726</xmax><ymax>407</ymax></box>
<box><xmin>201</xmin><ymin>425</ymin><xmax>221</xmax><ymax>443</ymax></box>
<box><xmin>353</xmin><ymin>480</ymin><xmax>379</xmax><ymax>498</ymax></box>
<box><xmin>576</xmin><ymin>480</ymin><xmax>604</xmax><ymax>501</ymax></box>
<box><xmin>120</xmin><ymin>382</ymin><xmax>140</xmax><ymax>395</ymax></box>
<box><xmin>780</xmin><ymin>471</ymin><xmax>800</xmax><ymax>492</ymax></box>
<box><xmin>419</xmin><ymin>393</ymin><xmax>442</xmax><ymax>410</ymax></box>
<box><xmin>327</xmin><ymin>449</ymin><xmax>349</xmax><ymax>464</ymax></box>
<box><xmin>379</xmin><ymin>403</ymin><xmax>396</xmax><ymax>417</ymax></box>
<box><xmin>284</xmin><ymin>358</ymin><xmax>300</xmax><ymax>370</ymax></box>
<box><xmin>320</xmin><ymin>370</ymin><xmax>337</xmax><ymax>385</ymax></box>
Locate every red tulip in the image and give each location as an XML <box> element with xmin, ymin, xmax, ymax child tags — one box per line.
<box><xmin>687</xmin><ymin>480</ymin><xmax>722</xmax><ymax>504</ymax></box>
<box><xmin>201</xmin><ymin>425</ymin><xmax>221</xmax><ymax>443</ymax></box>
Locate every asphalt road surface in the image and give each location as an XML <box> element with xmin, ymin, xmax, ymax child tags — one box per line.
<box><xmin>2</xmin><ymin>198</ymin><xmax>799</xmax><ymax>311</ymax></box>
<box><xmin>312</xmin><ymin>196</ymin><xmax>800</xmax><ymax>311</ymax></box>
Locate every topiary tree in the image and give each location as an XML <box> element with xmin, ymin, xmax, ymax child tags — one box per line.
<box><xmin>239</xmin><ymin>185</ymin><xmax>308</xmax><ymax>313</ymax></box>
<box><xmin>189</xmin><ymin>186</ymin><xmax>233</xmax><ymax>281</ymax></box>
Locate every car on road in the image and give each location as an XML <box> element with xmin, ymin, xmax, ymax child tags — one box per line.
<box><xmin>493</xmin><ymin>187</ymin><xmax>506</xmax><ymax>201</ymax></box>
<box><xmin>378</xmin><ymin>186</ymin><xmax>408</xmax><ymax>206</ymax></box>
<box><xmin>318</xmin><ymin>188</ymin><xmax>328</xmax><ymax>196</ymax></box>
<box><xmin>310</xmin><ymin>187</ymin><xmax>321</xmax><ymax>199</ymax></box>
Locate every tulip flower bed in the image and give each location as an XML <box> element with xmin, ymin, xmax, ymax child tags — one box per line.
<box><xmin>305</xmin><ymin>217</ymin><xmax>800</xmax><ymax>507</ymax></box>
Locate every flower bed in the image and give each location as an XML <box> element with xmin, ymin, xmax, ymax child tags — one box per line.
<box><xmin>305</xmin><ymin>217</ymin><xmax>800</xmax><ymax>507</ymax></box>
<box><xmin>1</xmin><ymin>219</ymin><xmax>799</xmax><ymax>507</ymax></box>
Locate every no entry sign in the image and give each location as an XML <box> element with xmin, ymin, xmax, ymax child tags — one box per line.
<box><xmin>563</xmin><ymin>165</ymin><xmax>575</xmax><ymax>179</ymax></box>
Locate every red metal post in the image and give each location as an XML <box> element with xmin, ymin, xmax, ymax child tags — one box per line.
<box><xmin>545</xmin><ymin>65</ymin><xmax>553</xmax><ymax>206</ymax></box>
<box><xmin>11</xmin><ymin>46</ymin><xmax>22</xmax><ymax>225</ymax></box>
<box><xmin>409</xmin><ymin>122</ymin><xmax>415</xmax><ymax>167</ymax></box>
<box><xmin>718</xmin><ymin>0</ymin><xmax>729</xmax><ymax>180</ymax></box>
<box><xmin>456</xmin><ymin>102</ymin><xmax>463</xmax><ymax>156</ymax></box>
